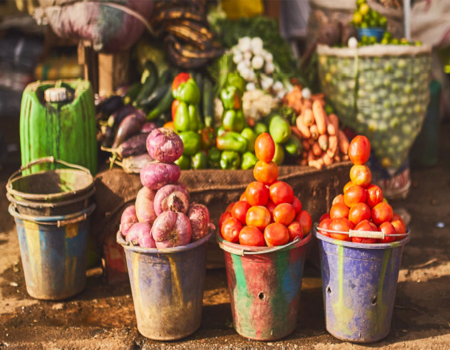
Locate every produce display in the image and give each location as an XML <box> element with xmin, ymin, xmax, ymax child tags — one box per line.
<box><xmin>120</xmin><ymin>128</ymin><xmax>214</xmax><ymax>248</ymax></box>
<box><xmin>317</xmin><ymin>135</ymin><xmax>407</xmax><ymax>243</ymax></box>
<box><xmin>219</xmin><ymin>133</ymin><xmax>312</xmax><ymax>247</ymax></box>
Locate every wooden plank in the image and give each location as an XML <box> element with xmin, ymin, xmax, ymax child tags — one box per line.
<box><xmin>98</xmin><ymin>50</ymin><xmax>129</xmax><ymax>96</ymax></box>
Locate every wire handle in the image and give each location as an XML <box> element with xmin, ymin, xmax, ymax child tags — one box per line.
<box><xmin>218</xmin><ymin>237</ymin><xmax>300</xmax><ymax>256</ymax></box>
<box><xmin>315</xmin><ymin>223</ymin><xmax>410</xmax><ymax>240</ymax></box>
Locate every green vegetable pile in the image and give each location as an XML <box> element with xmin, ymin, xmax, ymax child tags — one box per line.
<box><xmin>352</xmin><ymin>0</ymin><xmax>387</xmax><ymax>29</ymax></box>
<box><xmin>318</xmin><ymin>51</ymin><xmax>431</xmax><ymax>169</ymax></box>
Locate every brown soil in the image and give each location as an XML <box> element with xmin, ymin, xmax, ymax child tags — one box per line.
<box><xmin>1</xmin><ymin>123</ymin><xmax>449</xmax><ymax>349</ymax></box>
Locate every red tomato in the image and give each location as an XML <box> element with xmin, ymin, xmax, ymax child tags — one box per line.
<box><xmin>291</xmin><ymin>197</ymin><xmax>302</xmax><ymax>214</ymax></box>
<box><xmin>171</xmin><ymin>99</ymin><xmax>180</xmax><ymax>122</ymax></box>
<box><xmin>172</xmin><ymin>72</ymin><xmax>190</xmax><ymax>91</ymax></box>
<box><xmin>264</xmin><ymin>223</ymin><xmax>289</xmax><ymax>247</ymax></box>
<box><xmin>254</xmin><ymin>161</ymin><xmax>279</xmax><ymax>186</ymax></box>
<box><xmin>219</xmin><ymin>212</ymin><xmax>232</xmax><ymax>229</ymax></box>
<box><xmin>371</xmin><ymin>202</ymin><xmax>393</xmax><ymax>225</ymax></box>
<box><xmin>332</xmin><ymin>194</ymin><xmax>345</xmax><ymax>206</ymax></box>
<box><xmin>255</xmin><ymin>133</ymin><xmax>276</xmax><ymax>162</ymax></box>
<box><xmin>379</xmin><ymin>222</ymin><xmax>396</xmax><ymax>243</ymax></box>
<box><xmin>246</xmin><ymin>206</ymin><xmax>271</xmax><ymax>230</ymax></box>
<box><xmin>319</xmin><ymin>213</ymin><xmax>331</xmax><ymax>222</ymax></box>
<box><xmin>246</xmin><ymin>182</ymin><xmax>269</xmax><ymax>206</ymax></box>
<box><xmin>266</xmin><ymin>200</ymin><xmax>276</xmax><ymax>216</ymax></box>
<box><xmin>353</xmin><ymin>220</ymin><xmax>378</xmax><ymax>243</ymax></box>
<box><xmin>349</xmin><ymin>165</ymin><xmax>372</xmax><ymax>187</ymax></box>
<box><xmin>348</xmin><ymin>135</ymin><xmax>371</xmax><ymax>165</ymax></box>
<box><xmin>329</xmin><ymin>218</ymin><xmax>353</xmax><ymax>241</ymax></box>
<box><xmin>287</xmin><ymin>221</ymin><xmax>304</xmax><ymax>242</ymax></box>
<box><xmin>239</xmin><ymin>226</ymin><xmax>266</xmax><ymax>246</ymax></box>
<box><xmin>330</xmin><ymin>203</ymin><xmax>349</xmax><ymax>220</ymax></box>
<box><xmin>231</xmin><ymin>201</ymin><xmax>251</xmax><ymax>225</ymax></box>
<box><xmin>391</xmin><ymin>213</ymin><xmax>407</xmax><ymax>237</ymax></box>
<box><xmin>296</xmin><ymin>210</ymin><xmax>312</xmax><ymax>234</ymax></box>
<box><xmin>318</xmin><ymin>218</ymin><xmax>332</xmax><ymax>237</ymax></box>
<box><xmin>221</xmin><ymin>217</ymin><xmax>242</xmax><ymax>243</ymax></box>
<box><xmin>344</xmin><ymin>185</ymin><xmax>368</xmax><ymax>207</ymax></box>
<box><xmin>273</xmin><ymin>203</ymin><xmax>296</xmax><ymax>226</ymax></box>
<box><xmin>343</xmin><ymin>181</ymin><xmax>355</xmax><ymax>193</ymax></box>
<box><xmin>226</xmin><ymin>202</ymin><xmax>236</xmax><ymax>213</ymax></box>
<box><xmin>366</xmin><ymin>184</ymin><xmax>383</xmax><ymax>208</ymax></box>
<box><xmin>269</xmin><ymin>181</ymin><xmax>294</xmax><ymax>205</ymax></box>
<box><xmin>348</xmin><ymin>203</ymin><xmax>371</xmax><ymax>225</ymax></box>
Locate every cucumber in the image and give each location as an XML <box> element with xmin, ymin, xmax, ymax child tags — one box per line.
<box><xmin>134</xmin><ymin>61</ymin><xmax>158</xmax><ymax>107</ymax></box>
<box><xmin>147</xmin><ymin>87</ymin><xmax>174</xmax><ymax>121</ymax></box>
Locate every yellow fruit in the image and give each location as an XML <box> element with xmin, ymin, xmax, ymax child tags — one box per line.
<box><xmin>353</xmin><ymin>12</ymin><xmax>362</xmax><ymax>24</ymax></box>
<box><xmin>359</xmin><ymin>3</ymin><xmax>370</xmax><ymax>15</ymax></box>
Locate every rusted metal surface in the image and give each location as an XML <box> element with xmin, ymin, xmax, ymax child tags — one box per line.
<box><xmin>218</xmin><ymin>233</ymin><xmax>312</xmax><ymax>341</ymax></box>
<box><xmin>313</xmin><ymin>228</ymin><xmax>410</xmax><ymax>343</ymax></box>
<box><xmin>118</xmin><ymin>232</ymin><xmax>211</xmax><ymax>340</ymax></box>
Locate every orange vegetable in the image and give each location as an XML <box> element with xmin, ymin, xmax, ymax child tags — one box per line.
<box><xmin>328</xmin><ymin>114</ymin><xmax>339</xmax><ymax>136</ymax></box>
<box><xmin>322</xmin><ymin>153</ymin><xmax>333</xmax><ymax>165</ymax></box>
<box><xmin>312</xmin><ymin>100</ymin><xmax>327</xmax><ymax>135</ymax></box>
<box><xmin>307</xmin><ymin>150</ymin><xmax>315</xmax><ymax>162</ymax></box>
<box><xmin>300</xmin><ymin>159</ymin><xmax>308</xmax><ymax>166</ymax></box>
<box><xmin>290</xmin><ymin>126</ymin><xmax>303</xmax><ymax>140</ymax></box>
<box><xmin>302</xmin><ymin>139</ymin><xmax>310</xmax><ymax>151</ymax></box>
<box><xmin>163</xmin><ymin>121</ymin><xmax>174</xmax><ymax>130</ymax></box>
<box><xmin>327</xmin><ymin>135</ymin><xmax>338</xmax><ymax>158</ymax></box>
<box><xmin>310</xmin><ymin>125</ymin><xmax>319</xmax><ymax>140</ymax></box>
<box><xmin>296</xmin><ymin>116</ymin><xmax>311</xmax><ymax>139</ymax></box>
<box><xmin>302</xmin><ymin>108</ymin><xmax>314</xmax><ymax>127</ymax></box>
<box><xmin>338</xmin><ymin>130</ymin><xmax>350</xmax><ymax>155</ymax></box>
<box><xmin>310</xmin><ymin>93</ymin><xmax>325</xmax><ymax>102</ymax></box>
<box><xmin>312</xmin><ymin>142</ymin><xmax>322</xmax><ymax>157</ymax></box>
<box><xmin>309</xmin><ymin>158</ymin><xmax>324</xmax><ymax>170</ymax></box>
<box><xmin>318</xmin><ymin>134</ymin><xmax>328</xmax><ymax>151</ymax></box>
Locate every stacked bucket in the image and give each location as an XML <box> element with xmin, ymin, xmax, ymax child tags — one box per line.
<box><xmin>7</xmin><ymin>157</ymin><xmax>96</xmax><ymax>300</ymax></box>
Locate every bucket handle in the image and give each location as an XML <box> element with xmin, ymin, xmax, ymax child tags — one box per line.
<box><xmin>9</xmin><ymin>203</ymin><xmax>96</xmax><ymax>227</ymax></box>
<box><xmin>218</xmin><ymin>237</ymin><xmax>300</xmax><ymax>256</ymax></box>
<box><xmin>7</xmin><ymin>156</ymin><xmax>92</xmax><ymax>188</ymax></box>
<box><xmin>315</xmin><ymin>223</ymin><xmax>410</xmax><ymax>239</ymax></box>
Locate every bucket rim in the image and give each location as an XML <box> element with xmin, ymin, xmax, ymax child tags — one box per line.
<box><xmin>312</xmin><ymin>227</ymin><xmax>410</xmax><ymax>249</ymax></box>
<box><xmin>216</xmin><ymin>231</ymin><xmax>312</xmax><ymax>256</ymax></box>
<box><xmin>9</xmin><ymin>203</ymin><xmax>96</xmax><ymax>226</ymax></box>
<box><xmin>6</xmin><ymin>157</ymin><xmax>94</xmax><ymax>201</ymax></box>
<box><xmin>117</xmin><ymin>229</ymin><xmax>213</xmax><ymax>254</ymax></box>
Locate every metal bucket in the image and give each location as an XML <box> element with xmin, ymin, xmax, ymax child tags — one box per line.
<box><xmin>217</xmin><ymin>233</ymin><xmax>312</xmax><ymax>341</ymax></box>
<box><xmin>313</xmin><ymin>227</ymin><xmax>410</xmax><ymax>343</ymax></box>
<box><xmin>9</xmin><ymin>203</ymin><xmax>96</xmax><ymax>300</ymax></box>
<box><xmin>6</xmin><ymin>157</ymin><xmax>94</xmax><ymax>216</ymax></box>
<box><xmin>117</xmin><ymin>231</ymin><xmax>212</xmax><ymax>340</ymax></box>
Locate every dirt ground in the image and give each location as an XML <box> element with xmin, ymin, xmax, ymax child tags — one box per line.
<box><xmin>0</xmin><ymin>123</ymin><xmax>449</xmax><ymax>349</ymax></box>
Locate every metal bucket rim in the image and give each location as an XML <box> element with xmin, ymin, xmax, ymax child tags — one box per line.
<box><xmin>9</xmin><ymin>203</ymin><xmax>96</xmax><ymax>226</ymax></box>
<box><xmin>312</xmin><ymin>227</ymin><xmax>410</xmax><ymax>250</ymax></box>
<box><xmin>117</xmin><ymin>229</ymin><xmax>213</xmax><ymax>254</ymax></box>
<box><xmin>6</xmin><ymin>157</ymin><xmax>94</xmax><ymax>201</ymax></box>
<box><xmin>7</xmin><ymin>187</ymin><xmax>96</xmax><ymax>209</ymax></box>
<box><xmin>216</xmin><ymin>231</ymin><xmax>312</xmax><ymax>256</ymax></box>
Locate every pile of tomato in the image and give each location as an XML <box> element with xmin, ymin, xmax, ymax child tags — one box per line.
<box><xmin>219</xmin><ymin>133</ymin><xmax>312</xmax><ymax>247</ymax></box>
<box><xmin>318</xmin><ymin>135</ymin><xmax>407</xmax><ymax>243</ymax></box>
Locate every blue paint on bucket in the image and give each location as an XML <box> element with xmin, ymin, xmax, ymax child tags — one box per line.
<box><xmin>313</xmin><ymin>228</ymin><xmax>410</xmax><ymax>343</ymax></box>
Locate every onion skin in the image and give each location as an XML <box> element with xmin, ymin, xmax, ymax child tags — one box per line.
<box><xmin>140</xmin><ymin>162</ymin><xmax>181</xmax><ymax>190</ymax></box>
<box><xmin>120</xmin><ymin>205</ymin><xmax>138</xmax><ymax>237</ymax></box>
<box><xmin>152</xmin><ymin>212</ymin><xmax>192</xmax><ymax>248</ymax></box>
<box><xmin>154</xmin><ymin>184</ymin><xmax>190</xmax><ymax>216</ymax></box>
<box><xmin>147</xmin><ymin>128</ymin><xmax>184</xmax><ymax>163</ymax></box>
<box><xmin>188</xmin><ymin>203</ymin><xmax>212</xmax><ymax>241</ymax></box>
<box><xmin>126</xmin><ymin>222</ymin><xmax>156</xmax><ymax>248</ymax></box>
<box><xmin>136</xmin><ymin>187</ymin><xmax>157</xmax><ymax>225</ymax></box>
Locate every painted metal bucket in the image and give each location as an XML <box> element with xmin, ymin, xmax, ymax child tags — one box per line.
<box><xmin>217</xmin><ymin>233</ymin><xmax>312</xmax><ymax>341</ymax></box>
<box><xmin>313</xmin><ymin>227</ymin><xmax>410</xmax><ymax>343</ymax></box>
<box><xmin>6</xmin><ymin>156</ymin><xmax>95</xmax><ymax>216</ymax></box>
<box><xmin>9</xmin><ymin>203</ymin><xmax>96</xmax><ymax>300</ymax></box>
<box><xmin>117</xmin><ymin>230</ymin><xmax>212</xmax><ymax>341</ymax></box>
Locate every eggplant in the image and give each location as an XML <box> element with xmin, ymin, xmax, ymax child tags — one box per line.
<box><xmin>97</xmin><ymin>95</ymin><xmax>124</xmax><ymax>116</ymax></box>
<box><xmin>111</xmin><ymin>113</ymin><xmax>144</xmax><ymax>148</ymax></box>
<box><xmin>104</xmin><ymin>133</ymin><xmax>149</xmax><ymax>158</ymax></box>
<box><xmin>113</xmin><ymin>153</ymin><xmax>153</xmax><ymax>174</ymax></box>
<box><xmin>107</xmin><ymin>104</ymin><xmax>136</xmax><ymax>129</ymax></box>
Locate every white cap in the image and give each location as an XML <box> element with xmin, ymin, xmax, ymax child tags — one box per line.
<box><xmin>44</xmin><ymin>87</ymin><xmax>70</xmax><ymax>102</ymax></box>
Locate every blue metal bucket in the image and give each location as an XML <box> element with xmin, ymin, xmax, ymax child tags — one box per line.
<box><xmin>117</xmin><ymin>231</ymin><xmax>212</xmax><ymax>340</ymax></box>
<box><xmin>313</xmin><ymin>228</ymin><xmax>410</xmax><ymax>343</ymax></box>
<box><xmin>9</xmin><ymin>203</ymin><xmax>96</xmax><ymax>300</ymax></box>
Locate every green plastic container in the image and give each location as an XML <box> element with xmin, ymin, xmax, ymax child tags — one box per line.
<box><xmin>20</xmin><ymin>80</ymin><xmax>97</xmax><ymax>175</ymax></box>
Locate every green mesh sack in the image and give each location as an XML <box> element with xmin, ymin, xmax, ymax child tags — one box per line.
<box><xmin>317</xmin><ymin>44</ymin><xmax>431</xmax><ymax>170</ymax></box>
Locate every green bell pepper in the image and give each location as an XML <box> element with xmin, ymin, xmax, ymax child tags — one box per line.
<box><xmin>172</xmin><ymin>78</ymin><xmax>200</xmax><ymax>105</ymax></box>
<box><xmin>191</xmin><ymin>151</ymin><xmax>207</xmax><ymax>170</ymax></box>
<box><xmin>254</xmin><ymin>122</ymin><xmax>268</xmax><ymax>136</ymax></box>
<box><xmin>207</xmin><ymin>147</ymin><xmax>221</xmax><ymax>169</ymax></box>
<box><xmin>216</xmin><ymin>132</ymin><xmax>248</xmax><ymax>154</ymax></box>
<box><xmin>241</xmin><ymin>127</ymin><xmax>256</xmax><ymax>152</ymax></box>
<box><xmin>179</xmin><ymin>131</ymin><xmax>201</xmax><ymax>156</ymax></box>
<box><xmin>226</xmin><ymin>73</ymin><xmax>246</xmax><ymax>93</ymax></box>
<box><xmin>220</xmin><ymin>151</ymin><xmax>241</xmax><ymax>170</ymax></box>
<box><xmin>269</xmin><ymin>115</ymin><xmax>291</xmax><ymax>144</ymax></box>
<box><xmin>272</xmin><ymin>142</ymin><xmax>285</xmax><ymax>165</ymax></box>
<box><xmin>175</xmin><ymin>154</ymin><xmax>191</xmax><ymax>170</ymax></box>
<box><xmin>284</xmin><ymin>135</ymin><xmax>303</xmax><ymax>157</ymax></box>
<box><xmin>174</xmin><ymin>102</ymin><xmax>199</xmax><ymax>132</ymax></box>
<box><xmin>241</xmin><ymin>152</ymin><xmax>258</xmax><ymax>170</ymax></box>
<box><xmin>220</xmin><ymin>86</ymin><xmax>242</xmax><ymax>110</ymax></box>
<box><xmin>222</xmin><ymin>109</ymin><xmax>246</xmax><ymax>132</ymax></box>
<box><xmin>215</xmin><ymin>126</ymin><xmax>226</xmax><ymax>137</ymax></box>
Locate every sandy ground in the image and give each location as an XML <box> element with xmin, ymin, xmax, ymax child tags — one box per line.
<box><xmin>0</xmin><ymin>124</ymin><xmax>449</xmax><ymax>349</ymax></box>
